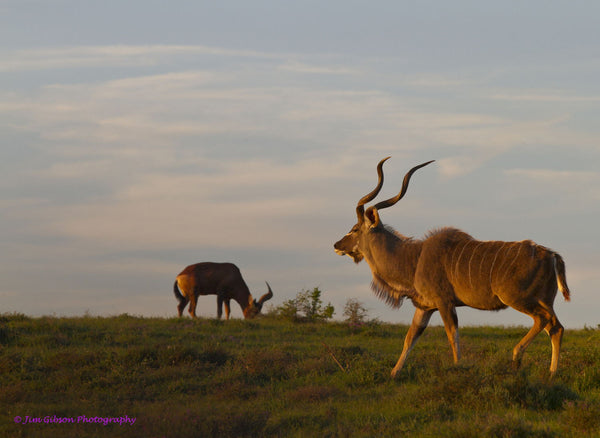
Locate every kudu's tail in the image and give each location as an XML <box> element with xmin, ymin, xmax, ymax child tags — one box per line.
<box><xmin>173</xmin><ymin>280</ymin><xmax>185</xmax><ymax>303</ymax></box>
<box><xmin>554</xmin><ymin>253</ymin><xmax>571</xmax><ymax>302</ymax></box>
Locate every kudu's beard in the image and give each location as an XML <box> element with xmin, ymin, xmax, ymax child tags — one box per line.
<box><xmin>351</xmin><ymin>253</ymin><xmax>364</xmax><ymax>264</ymax></box>
<box><xmin>335</xmin><ymin>248</ymin><xmax>364</xmax><ymax>264</ymax></box>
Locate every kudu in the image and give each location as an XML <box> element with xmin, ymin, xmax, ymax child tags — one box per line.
<box><xmin>173</xmin><ymin>262</ymin><xmax>273</xmax><ymax>319</ymax></box>
<box><xmin>334</xmin><ymin>157</ymin><xmax>571</xmax><ymax>378</ymax></box>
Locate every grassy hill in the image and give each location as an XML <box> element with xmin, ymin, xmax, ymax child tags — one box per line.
<box><xmin>1</xmin><ymin>313</ymin><xmax>600</xmax><ymax>437</ymax></box>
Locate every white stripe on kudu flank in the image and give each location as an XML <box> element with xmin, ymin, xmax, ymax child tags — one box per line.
<box><xmin>478</xmin><ymin>244</ymin><xmax>492</xmax><ymax>290</ymax></box>
<box><xmin>488</xmin><ymin>242</ymin><xmax>507</xmax><ymax>287</ymax></box>
<box><xmin>502</xmin><ymin>244</ymin><xmax>523</xmax><ymax>284</ymax></box>
<box><xmin>468</xmin><ymin>242</ymin><xmax>485</xmax><ymax>289</ymax></box>
<box><xmin>454</xmin><ymin>240</ymin><xmax>472</xmax><ymax>285</ymax></box>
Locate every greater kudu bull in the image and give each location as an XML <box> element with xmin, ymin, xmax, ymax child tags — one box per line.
<box><xmin>334</xmin><ymin>157</ymin><xmax>571</xmax><ymax>378</ymax></box>
<box><xmin>173</xmin><ymin>262</ymin><xmax>273</xmax><ymax>319</ymax></box>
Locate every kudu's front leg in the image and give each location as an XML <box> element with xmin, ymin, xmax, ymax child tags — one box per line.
<box><xmin>391</xmin><ymin>308</ymin><xmax>434</xmax><ymax>378</ymax></box>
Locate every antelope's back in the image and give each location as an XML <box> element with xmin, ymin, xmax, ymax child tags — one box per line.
<box><xmin>177</xmin><ymin>262</ymin><xmax>240</xmax><ymax>292</ymax></box>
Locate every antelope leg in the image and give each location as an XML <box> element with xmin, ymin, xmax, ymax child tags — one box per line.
<box><xmin>224</xmin><ymin>300</ymin><xmax>231</xmax><ymax>320</ymax></box>
<box><xmin>439</xmin><ymin>306</ymin><xmax>460</xmax><ymax>363</ymax></box>
<box><xmin>547</xmin><ymin>320</ymin><xmax>564</xmax><ymax>378</ymax></box>
<box><xmin>512</xmin><ymin>316</ymin><xmax>545</xmax><ymax>367</ymax></box>
<box><xmin>216</xmin><ymin>296</ymin><xmax>224</xmax><ymax>319</ymax></box>
<box><xmin>391</xmin><ymin>308</ymin><xmax>434</xmax><ymax>378</ymax></box>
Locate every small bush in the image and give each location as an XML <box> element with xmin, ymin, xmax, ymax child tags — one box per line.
<box><xmin>343</xmin><ymin>298</ymin><xmax>369</xmax><ymax>327</ymax></box>
<box><xmin>273</xmin><ymin>287</ymin><xmax>335</xmax><ymax>322</ymax></box>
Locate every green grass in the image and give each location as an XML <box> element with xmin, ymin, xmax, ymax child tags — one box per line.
<box><xmin>1</xmin><ymin>313</ymin><xmax>600</xmax><ymax>437</ymax></box>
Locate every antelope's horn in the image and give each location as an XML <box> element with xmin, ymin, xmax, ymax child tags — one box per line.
<box><xmin>371</xmin><ymin>160</ymin><xmax>434</xmax><ymax>211</ymax></box>
<box><xmin>356</xmin><ymin>157</ymin><xmax>390</xmax><ymax>222</ymax></box>
<box><xmin>258</xmin><ymin>282</ymin><xmax>273</xmax><ymax>304</ymax></box>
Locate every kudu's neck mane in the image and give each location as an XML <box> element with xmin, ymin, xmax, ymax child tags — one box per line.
<box><xmin>366</xmin><ymin>225</ymin><xmax>423</xmax><ymax>308</ymax></box>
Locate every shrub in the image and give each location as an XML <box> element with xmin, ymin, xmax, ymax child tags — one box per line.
<box><xmin>273</xmin><ymin>287</ymin><xmax>335</xmax><ymax>322</ymax></box>
<box><xmin>343</xmin><ymin>298</ymin><xmax>369</xmax><ymax>327</ymax></box>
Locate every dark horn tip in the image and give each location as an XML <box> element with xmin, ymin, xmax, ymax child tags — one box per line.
<box><xmin>412</xmin><ymin>159</ymin><xmax>436</xmax><ymax>172</ymax></box>
<box><xmin>257</xmin><ymin>282</ymin><xmax>274</xmax><ymax>305</ymax></box>
<box><xmin>265</xmin><ymin>281</ymin><xmax>273</xmax><ymax>297</ymax></box>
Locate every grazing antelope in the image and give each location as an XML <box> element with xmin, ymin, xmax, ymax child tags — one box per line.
<box><xmin>173</xmin><ymin>262</ymin><xmax>273</xmax><ymax>319</ymax></box>
<box><xmin>334</xmin><ymin>157</ymin><xmax>571</xmax><ymax>378</ymax></box>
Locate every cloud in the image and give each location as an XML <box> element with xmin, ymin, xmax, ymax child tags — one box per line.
<box><xmin>490</xmin><ymin>90</ymin><xmax>600</xmax><ymax>102</ymax></box>
<box><xmin>5</xmin><ymin>45</ymin><xmax>593</xmax><ymax>177</ymax></box>
<box><xmin>0</xmin><ymin>45</ymin><xmax>281</xmax><ymax>72</ymax></box>
<box><xmin>37</xmin><ymin>194</ymin><xmax>324</xmax><ymax>253</ymax></box>
<box><xmin>278</xmin><ymin>61</ymin><xmax>360</xmax><ymax>75</ymax></box>
<box><xmin>438</xmin><ymin>156</ymin><xmax>488</xmax><ymax>178</ymax></box>
<box><xmin>402</xmin><ymin>74</ymin><xmax>466</xmax><ymax>88</ymax></box>
<box><xmin>24</xmin><ymin>157</ymin><xmax>353</xmax><ymax>255</ymax></box>
<box><xmin>505</xmin><ymin>168</ymin><xmax>600</xmax><ymax>202</ymax></box>
<box><xmin>506</xmin><ymin>168</ymin><xmax>598</xmax><ymax>182</ymax></box>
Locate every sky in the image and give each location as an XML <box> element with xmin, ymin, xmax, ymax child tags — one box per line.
<box><xmin>1</xmin><ymin>1</ymin><xmax>599</xmax><ymax>328</ymax></box>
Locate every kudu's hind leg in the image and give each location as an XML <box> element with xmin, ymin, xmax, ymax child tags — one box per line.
<box><xmin>439</xmin><ymin>306</ymin><xmax>461</xmax><ymax>364</ymax></box>
<box><xmin>541</xmin><ymin>303</ymin><xmax>564</xmax><ymax>378</ymax></box>
<box><xmin>512</xmin><ymin>317</ymin><xmax>545</xmax><ymax>369</ymax></box>
<box><xmin>512</xmin><ymin>301</ymin><xmax>562</xmax><ymax>376</ymax></box>
<box><xmin>546</xmin><ymin>319</ymin><xmax>564</xmax><ymax>377</ymax></box>
<box><xmin>391</xmin><ymin>308</ymin><xmax>434</xmax><ymax>378</ymax></box>
<box><xmin>536</xmin><ymin>299</ymin><xmax>564</xmax><ymax>377</ymax></box>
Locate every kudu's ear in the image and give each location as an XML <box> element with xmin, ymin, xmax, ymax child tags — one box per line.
<box><xmin>364</xmin><ymin>206</ymin><xmax>381</xmax><ymax>229</ymax></box>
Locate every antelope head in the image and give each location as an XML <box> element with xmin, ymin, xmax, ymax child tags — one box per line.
<box><xmin>243</xmin><ymin>282</ymin><xmax>274</xmax><ymax>318</ymax></box>
<box><xmin>334</xmin><ymin>157</ymin><xmax>434</xmax><ymax>263</ymax></box>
